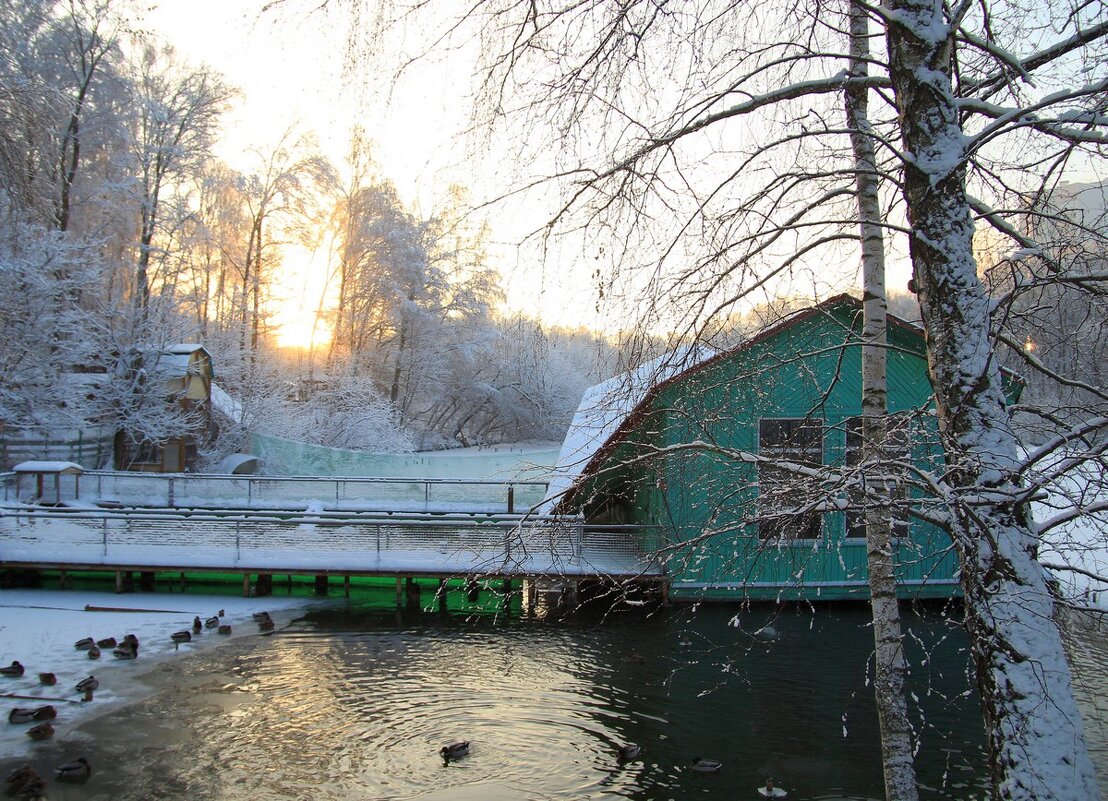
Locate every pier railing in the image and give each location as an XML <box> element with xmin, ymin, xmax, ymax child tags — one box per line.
<box><xmin>0</xmin><ymin>471</ymin><xmax>549</xmax><ymax>514</ymax></box>
<box><xmin>0</xmin><ymin>508</ymin><xmax>661</xmax><ymax>579</ymax></box>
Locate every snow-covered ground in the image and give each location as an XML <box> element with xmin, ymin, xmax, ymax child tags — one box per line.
<box><xmin>0</xmin><ymin>589</ymin><xmax>321</xmax><ymax>759</ymax></box>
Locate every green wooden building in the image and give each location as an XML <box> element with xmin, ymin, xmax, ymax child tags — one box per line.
<box><xmin>547</xmin><ymin>294</ymin><xmax>974</xmax><ymax>602</ymax></box>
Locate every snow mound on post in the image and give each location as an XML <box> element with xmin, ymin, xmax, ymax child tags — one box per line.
<box><xmin>540</xmin><ymin>345</ymin><xmax>717</xmax><ymax>513</ymax></box>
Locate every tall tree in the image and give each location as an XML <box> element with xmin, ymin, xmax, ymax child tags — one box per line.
<box><xmin>882</xmin><ymin>0</ymin><xmax>1099</xmax><ymax>795</ymax></box>
<box><xmin>239</xmin><ymin>127</ymin><xmax>334</xmax><ymax>354</ymax></box>
<box><xmin>845</xmin><ymin>2</ymin><xmax>918</xmax><ymax>797</ymax></box>
<box><xmin>52</xmin><ymin>0</ymin><xmax>121</xmax><ymax>233</ymax></box>
<box><xmin>128</xmin><ymin>41</ymin><xmax>231</xmax><ymax>314</ymax></box>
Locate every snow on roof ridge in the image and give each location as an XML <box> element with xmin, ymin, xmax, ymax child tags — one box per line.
<box><xmin>540</xmin><ymin>344</ymin><xmax>717</xmax><ymax>512</ymax></box>
<box><xmin>13</xmin><ymin>460</ymin><xmax>84</xmax><ymax>473</ymax></box>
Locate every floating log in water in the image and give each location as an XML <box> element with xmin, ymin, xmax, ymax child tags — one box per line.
<box><xmin>1</xmin><ymin>692</ymin><xmax>82</xmax><ymax>705</ymax></box>
<box><xmin>83</xmin><ymin>605</ymin><xmax>188</xmax><ymax>614</ymax></box>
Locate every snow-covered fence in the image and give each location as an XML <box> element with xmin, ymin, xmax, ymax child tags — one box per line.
<box><xmin>0</xmin><ymin>426</ymin><xmax>114</xmax><ymax>471</ymax></box>
<box><xmin>251</xmin><ymin>433</ymin><xmax>559</xmax><ymax>481</ymax></box>
<box><xmin>69</xmin><ymin>472</ymin><xmax>549</xmax><ymax>514</ymax></box>
<box><xmin>0</xmin><ymin>509</ymin><xmax>660</xmax><ymax>578</ymax></box>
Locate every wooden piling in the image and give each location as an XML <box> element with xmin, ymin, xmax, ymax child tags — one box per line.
<box><xmin>436</xmin><ymin>578</ymin><xmax>447</xmax><ymax>613</ymax></box>
<box><xmin>256</xmin><ymin>574</ymin><xmax>273</xmax><ymax>597</ymax></box>
<box><xmin>395</xmin><ymin>577</ymin><xmax>403</xmax><ymax>608</ymax></box>
<box><xmin>314</xmin><ymin>575</ymin><xmax>328</xmax><ymax>595</ymax></box>
<box><xmin>343</xmin><ymin>575</ymin><xmax>351</xmax><ymax>598</ymax></box>
<box><xmin>115</xmin><ymin>571</ymin><xmax>123</xmax><ymax>594</ymax></box>
<box><xmin>139</xmin><ymin>571</ymin><xmax>155</xmax><ymax>592</ymax></box>
<box><xmin>242</xmin><ymin>574</ymin><xmax>251</xmax><ymax>598</ymax></box>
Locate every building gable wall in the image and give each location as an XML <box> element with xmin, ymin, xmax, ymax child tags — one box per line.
<box><xmin>573</xmin><ymin>302</ymin><xmax>959</xmax><ymax>601</ymax></box>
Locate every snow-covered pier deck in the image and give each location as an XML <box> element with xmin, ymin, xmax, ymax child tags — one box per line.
<box><xmin>0</xmin><ymin>471</ymin><xmax>662</xmax><ymax>581</ymax></box>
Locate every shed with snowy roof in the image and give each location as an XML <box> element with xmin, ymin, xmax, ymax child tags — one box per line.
<box><xmin>12</xmin><ymin>461</ymin><xmax>83</xmax><ymax>505</ymax></box>
<box><xmin>548</xmin><ymin>295</ymin><xmax>980</xmax><ymax>602</ymax></box>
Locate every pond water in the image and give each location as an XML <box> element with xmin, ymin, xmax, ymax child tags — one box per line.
<box><xmin>5</xmin><ymin>583</ymin><xmax>1018</xmax><ymax>801</ymax></box>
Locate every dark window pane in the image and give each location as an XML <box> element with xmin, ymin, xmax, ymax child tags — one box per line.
<box><xmin>758</xmin><ymin>418</ymin><xmax>824</xmax><ymax>539</ymax></box>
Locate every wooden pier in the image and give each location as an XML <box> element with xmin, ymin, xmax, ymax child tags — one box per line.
<box><xmin>0</xmin><ymin>471</ymin><xmax>663</xmax><ymax>595</ymax></box>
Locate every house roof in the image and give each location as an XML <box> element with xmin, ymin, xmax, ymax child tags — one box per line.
<box><xmin>538</xmin><ymin>344</ymin><xmax>718</xmax><ymax>513</ymax></box>
<box><xmin>13</xmin><ymin>461</ymin><xmax>84</xmax><ymax>475</ymax></box>
<box><xmin>547</xmin><ymin>293</ymin><xmax>928</xmax><ymax>512</ymax></box>
<box><xmin>165</xmin><ymin>343</ymin><xmax>206</xmax><ymax>355</ymax></box>
<box><xmin>150</xmin><ymin>345</ymin><xmax>213</xmax><ymax>380</ymax></box>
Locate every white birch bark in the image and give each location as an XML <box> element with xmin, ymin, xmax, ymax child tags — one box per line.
<box><xmin>846</xmin><ymin>4</ymin><xmax>920</xmax><ymax>799</ymax></box>
<box><xmin>882</xmin><ymin>0</ymin><xmax>1099</xmax><ymax>797</ymax></box>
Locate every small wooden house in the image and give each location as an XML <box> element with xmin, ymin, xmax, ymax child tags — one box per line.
<box><xmin>115</xmin><ymin>344</ymin><xmax>215</xmax><ymax>473</ymax></box>
<box><xmin>548</xmin><ymin>295</ymin><xmax>988</xmax><ymax>602</ymax></box>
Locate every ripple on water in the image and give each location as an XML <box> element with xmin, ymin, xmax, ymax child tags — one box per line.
<box><xmin>15</xmin><ymin>604</ymin><xmax>1017</xmax><ymax>800</ymax></box>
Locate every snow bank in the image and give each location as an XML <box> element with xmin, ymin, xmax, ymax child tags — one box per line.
<box><xmin>0</xmin><ymin>589</ymin><xmax>320</xmax><ymax>759</ymax></box>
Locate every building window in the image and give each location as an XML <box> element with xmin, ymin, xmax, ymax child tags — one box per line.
<box><xmin>758</xmin><ymin>418</ymin><xmax>823</xmax><ymax>540</ymax></box>
<box><xmin>844</xmin><ymin>417</ymin><xmax>911</xmax><ymax>539</ymax></box>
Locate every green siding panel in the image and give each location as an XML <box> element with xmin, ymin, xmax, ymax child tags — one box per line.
<box><xmin>572</xmin><ymin>300</ymin><xmax>961</xmax><ymax>602</ymax></box>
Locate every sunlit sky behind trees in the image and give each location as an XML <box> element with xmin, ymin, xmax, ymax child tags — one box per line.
<box><xmin>143</xmin><ymin>0</ymin><xmax>881</xmax><ymax>347</ymax></box>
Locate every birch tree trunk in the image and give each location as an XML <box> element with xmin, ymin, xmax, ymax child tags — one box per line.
<box><xmin>846</xmin><ymin>4</ymin><xmax>920</xmax><ymax>799</ymax></box>
<box><xmin>882</xmin><ymin>1</ymin><xmax>1098</xmax><ymax>797</ymax></box>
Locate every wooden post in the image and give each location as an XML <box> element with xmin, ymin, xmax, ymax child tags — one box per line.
<box><xmin>59</xmin><ymin>570</ymin><xmax>68</xmax><ymax>590</ymax></box>
<box><xmin>256</xmin><ymin>574</ymin><xmax>273</xmax><ymax>597</ymax></box>
<box><xmin>179</xmin><ymin>572</ymin><xmax>187</xmax><ymax>592</ymax></box>
<box><xmin>314</xmin><ymin>575</ymin><xmax>328</xmax><ymax>595</ymax></box>
<box><xmin>242</xmin><ymin>574</ymin><xmax>251</xmax><ymax>598</ymax></box>
<box><xmin>436</xmin><ymin>578</ymin><xmax>447</xmax><ymax>613</ymax></box>
<box><xmin>405</xmin><ymin>577</ymin><xmax>420</xmax><ymax>609</ymax></box>
<box><xmin>507</xmin><ymin>486</ymin><xmax>515</xmax><ymax>514</ymax></box>
<box><xmin>139</xmin><ymin>571</ymin><xmax>155</xmax><ymax>592</ymax></box>
<box><xmin>659</xmin><ymin>580</ymin><xmax>670</xmax><ymax>606</ymax></box>
<box><xmin>115</xmin><ymin>571</ymin><xmax>123</xmax><ymax>594</ymax></box>
<box><xmin>343</xmin><ymin>575</ymin><xmax>351</xmax><ymax>598</ymax></box>
<box><xmin>395</xmin><ymin>577</ymin><xmax>403</xmax><ymax>608</ymax></box>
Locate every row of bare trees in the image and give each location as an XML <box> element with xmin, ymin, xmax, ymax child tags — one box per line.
<box><xmin>0</xmin><ymin>0</ymin><xmax>620</xmax><ymax>460</ymax></box>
